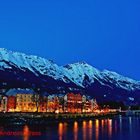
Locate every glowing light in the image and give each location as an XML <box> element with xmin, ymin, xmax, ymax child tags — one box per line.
<box><xmin>108</xmin><ymin>119</ymin><xmax>112</xmax><ymax>138</ymax></box>
<box><xmin>58</xmin><ymin>123</ymin><xmax>63</xmax><ymax>140</ymax></box>
<box><xmin>89</xmin><ymin>120</ymin><xmax>93</xmax><ymax>140</ymax></box>
<box><xmin>101</xmin><ymin>120</ymin><xmax>104</xmax><ymax>126</ymax></box>
<box><xmin>63</xmin><ymin>122</ymin><xmax>67</xmax><ymax>136</ymax></box>
<box><xmin>55</xmin><ymin>110</ymin><xmax>59</xmax><ymax>114</ymax></box>
<box><xmin>129</xmin><ymin>117</ymin><xmax>132</xmax><ymax>134</ymax></box>
<box><xmin>95</xmin><ymin>119</ymin><xmax>99</xmax><ymax>140</ymax></box>
<box><xmin>101</xmin><ymin>120</ymin><xmax>105</xmax><ymax>134</ymax></box>
<box><xmin>23</xmin><ymin>125</ymin><xmax>30</xmax><ymax>140</ymax></box>
<box><xmin>74</xmin><ymin>121</ymin><xmax>78</xmax><ymax>140</ymax></box>
<box><xmin>89</xmin><ymin>120</ymin><xmax>93</xmax><ymax>128</ymax></box>
<box><xmin>82</xmin><ymin>121</ymin><xmax>87</xmax><ymax>140</ymax></box>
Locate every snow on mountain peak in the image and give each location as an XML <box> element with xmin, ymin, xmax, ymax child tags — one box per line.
<box><xmin>101</xmin><ymin>70</ymin><xmax>140</xmax><ymax>90</ymax></box>
<box><xmin>102</xmin><ymin>70</ymin><xmax>139</xmax><ymax>84</ymax></box>
<box><xmin>0</xmin><ymin>48</ymin><xmax>140</xmax><ymax>91</ymax></box>
<box><xmin>63</xmin><ymin>62</ymin><xmax>103</xmax><ymax>87</ymax></box>
<box><xmin>0</xmin><ymin>48</ymin><xmax>63</xmax><ymax>80</ymax></box>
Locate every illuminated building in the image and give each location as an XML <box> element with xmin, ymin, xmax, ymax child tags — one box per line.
<box><xmin>54</xmin><ymin>96</ymin><xmax>60</xmax><ymax>113</ymax></box>
<box><xmin>0</xmin><ymin>89</ymin><xmax>7</xmax><ymax>112</ymax></box>
<box><xmin>91</xmin><ymin>99</ymin><xmax>99</xmax><ymax>112</ymax></box>
<box><xmin>85</xmin><ymin>100</ymin><xmax>92</xmax><ymax>113</ymax></box>
<box><xmin>82</xmin><ymin>95</ymin><xmax>86</xmax><ymax>103</ymax></box>
<box><xmin>64</xmin><ymin>93</ymin><xmax>75</xmax><ymax>113</ymax></box>
<box><xmin>39</xmin><ymin>102</ymin><xmax>47</xmax><ymax>112</ymax></box>
<box><xmin>47</xmin><ymin>95</ymin><xmax>60</xmax><ymax>113</ymax></box>
<box><xmin>82</xmin><ymin>96</ymin><xmax>92</xmax><ymax>113</ymax></box>
<box><xmin>38</xmin><ymin>96</ymin><xmax>47</xmax><ymax>112</ymax></box>
<box><xmin>47</xmin><ymin>95</ymin><xmax>55</xmax><ymax>112</ymax></box>
<box><xmin>16</xmin><ymin>93</ymin><xmax>36</xmax><ymax>112</ymax></box>
<box><xmin>0</xmin><ymin>88</ymin><xmax>100</xmax><ymax>114</ymax></box>
<box><xmin>75</xmin><ymin>94</ymin><xmax>82</xmax><ymax>113</ymax></box>
<box><xmin>82</xmin><ymin>97</ymin><xmax>99</xmax><ymax>113</ymax></box>
<box><xmin>82</xmin><ymin>95</ymin><xmax>87</xmax><ymax>113</ymax></box>
<box><xmin>7</xmin><ymin>96</ymin><xmax>16</xmax><ymax>112</ymax></box>
<box><xmin>64</xmin><ymin>93</ymin><xmax>82</xmax><ymax>113</ymax></box>
<box><xmin>58</xmin><ymin>95</ymin><xmax>65</xmax><ymax>113</ymax></box>
<box><xmin>1</xmin><ymin>96</ymin><xmax>8</xmax><ymax>112</ymax></box>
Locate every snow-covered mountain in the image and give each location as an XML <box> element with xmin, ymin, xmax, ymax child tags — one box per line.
<box><xmin>0</xmin><ymin>48</ymin><xmax>140</xmax><ymax>105</ymax></box>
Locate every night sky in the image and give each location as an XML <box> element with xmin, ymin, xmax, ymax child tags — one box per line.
<box><xmin>0</xmin><ymin>0</ymin><xmax>140</xmax><ymax>80</ymax></box>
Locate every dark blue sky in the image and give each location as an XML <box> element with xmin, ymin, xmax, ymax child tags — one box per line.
<box><xmin>0</xmin><ymin>0</ymin><xmax>140</xmax><ymax>80</ymax></box>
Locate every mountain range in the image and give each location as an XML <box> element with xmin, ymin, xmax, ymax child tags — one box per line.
<box><xmin>0</xmin><ymin>48</ymin><xmax>140</xmax><ymax>105</ymax></box>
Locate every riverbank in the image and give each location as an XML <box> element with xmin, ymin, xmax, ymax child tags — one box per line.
<box><xmin>0</xmin><ymin>112</ymin><xmax>120</xmax><ymax>125</ymax></box>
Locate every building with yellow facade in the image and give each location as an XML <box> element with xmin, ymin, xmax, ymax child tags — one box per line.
<box><xmin>15</xmin><ymin>93</ymin><xmax>37</xmax><ymax>112</ymax></box>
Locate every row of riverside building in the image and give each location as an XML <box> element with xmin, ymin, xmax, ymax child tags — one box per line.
<box><xmin>0</xmin><ymin>89</ymin><xmax>99</xmax><ymax>113</ymax></box>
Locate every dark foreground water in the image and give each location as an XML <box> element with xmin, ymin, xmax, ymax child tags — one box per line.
<box><xmin>0</xmin><ymin>115</ymin><xmax>140</xmax><ymax>140</ymax></box>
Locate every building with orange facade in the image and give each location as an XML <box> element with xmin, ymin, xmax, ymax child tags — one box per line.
<box><xmin>7</xmin><ymin>96</ymin><xmax>16</xmax><ymax>112</ymax></box>
<box><xmin>39</xmin><ymin>102</ymin><xmax>47</xmax><ymax>112</ymax></box>
<box><xmin>0</xmin><ymin>88</ymin><xmax>99</xmax><ymax>114</ymax></box>
<box><xmin>47</xmin><ymin>95</ymin><xmax>60</xmax><ymax>113</ymax></box>
<box><xmin>38</xmin><ymin>96</ymin><xmax>47</xmax><ymax>112</ymax></box>
<box><xmin>75</xmin><ymin>94</ymin><xmax>82</xmax><ymax>113</ymax></box>
<box><xmin>64</xmin><ymin>93</ymin><xmax>82</xmax><ymax>113</ymax></box>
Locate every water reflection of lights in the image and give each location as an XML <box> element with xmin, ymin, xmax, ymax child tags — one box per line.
<box><xmin>101</xmin><ymin>120</ymin><xmax>105</xmax><ymax>134</ymax></box>
<box><xmin>23</xmin><ymin>125</ymin><xmax>30</xmax><ymax>140</ymax></box>
<box><xmin>119</xmin><ymin>115</ymin><xmax>122</xmax><ymax>132</ymax></box>
<box><xmin>89</xmin><ymin>120</ymin><xmax>93</xmax><ymax>140</ymax></box>
<box><xmin>74</xmin><ymin>121</ymin><xmax>78</xmax><ymax>140</ymax></box>
<box><xmin>58</xmin><ymin>122</ymin><xmax>68</xmax><ymax>140</ymax></box>
<box><xmin>108</xmin><ymin>119</ymin><xmax>112</xmax><ymax>138</ymax></box>
<box><xmin>58</xmin><ymin>123</ymin><xmax>63</xmax><ymax>140</ymax></box>
<box><xmin>89</xmin><ymin>120</ymin><xmax>93</xmax><ymax>128</ymax></box>
<box><xmin>129</xmin><ymin>117</ymin><xmax>132</xmax><ymax>125</ymax></box>
<box><xmin>101</xmin><ymin>120</ymin><xmax>104</xmax><ymax>126</ymax></box>
<box><xmin>82</xmin><ymin>121</ymin><xmax>87</xmax><ymax>140</ymax></box>
<box><xmin>63</xmin><ymin>122</ymin><xmax>67</xmax><ymax>135</ymax></box>
<box><xmin>129</xmin><ymin>117</ymin><xmax>132</xmax><ymax>134</ymax></box>
<box><xmin>95</xmin><ymin>119</ymin><xmax>99</xmax><ymax>140</ymax></box>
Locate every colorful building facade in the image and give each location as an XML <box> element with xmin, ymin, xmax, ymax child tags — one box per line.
<box><xmin>0</xmin><ymin>89</ymin><xmax>99</xmax><ymax>113</ymax></box>
<box><xmin>15</xmin><ymin>93</ymin><xmax>36</xmax><ymax>112</ymax></box>
<box><xmin>7</xmin><ymin>96</ymin><xmax>16</xmax><ymax>112</ymax></box>
<box><xmin>64</xmin><ymin>93</ymin><xmax>82</xmax><ymax>113</ymax></box>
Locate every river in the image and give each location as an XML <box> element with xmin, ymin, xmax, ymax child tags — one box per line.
<box><xmin>0</xmin><ymin>115</ymin><xmax>140</xmax><ymax>140</ymax></box>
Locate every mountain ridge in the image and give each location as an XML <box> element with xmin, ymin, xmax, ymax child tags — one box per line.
<box><xmin>0</xmin><ymin>48</ymin><xmax>140</xmax><ymax>105</ymax></box>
